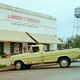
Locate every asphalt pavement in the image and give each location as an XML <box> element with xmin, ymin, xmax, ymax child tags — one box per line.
<box><xmin>0</xmin><ymin>62</ymin><xmax>80</xmax><ymax>80</ymax></box>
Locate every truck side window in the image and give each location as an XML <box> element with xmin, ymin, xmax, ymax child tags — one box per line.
<box><xmin>32</xmin><ymin>47</ymin><xmax>39</xmax><ymax>53</ymax></box>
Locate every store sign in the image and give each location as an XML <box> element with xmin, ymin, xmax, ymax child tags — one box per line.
<box><xmin>0</xmin><ymin>8</ymin><xmax>56</xmax><ymax>35</ymax></box>
<box><xmin>8</xmin><ymin>14</ymin><xmax>40</xmax><ymax>23</ymax></box>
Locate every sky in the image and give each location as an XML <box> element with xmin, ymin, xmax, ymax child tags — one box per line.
<box><xmin>0</xmin><ymin>0</ymin><xmax>80</xmax><ymax>39</ymax></box>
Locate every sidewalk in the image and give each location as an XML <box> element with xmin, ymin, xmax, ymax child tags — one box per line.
<box><xmin>0</xmin><ymin>66</ymin><xmax>14</xmax><ymax>72</ymax></box>
<box><xmin>0</xmin><ymin>58</ymin><xmax>10</xmax><ymax>66</ymax></box>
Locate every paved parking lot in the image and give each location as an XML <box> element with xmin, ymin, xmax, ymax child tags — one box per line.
<box><xmin>0</xmin><ymin>62</ymin><xmax>80</xmax><ymax>80</ymax></box>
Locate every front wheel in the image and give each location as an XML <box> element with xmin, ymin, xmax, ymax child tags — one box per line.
<box><xmin>15</xmin><ymin>62</ymin><xmax>23</xmax><ymax>70</ymax></box>
<box><xmin>59</xmin><ymin>58</ymin><xmax>71</xmax><ymax>68</ymax></box>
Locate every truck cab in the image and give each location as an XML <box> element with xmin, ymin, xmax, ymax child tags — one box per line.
<box><xmin>28</xmin><ymin>45</ymin><xmax>46</xmax><ymax>53</ymax></box>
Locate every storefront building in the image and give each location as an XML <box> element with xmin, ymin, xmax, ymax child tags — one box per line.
<box><xmin>0</xmin><ymin>3</ymin><xmax>62</xmax><ymax>55</ymax></box>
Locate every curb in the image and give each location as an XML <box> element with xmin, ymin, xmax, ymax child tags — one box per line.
<box><xmin>0</xmin><ymin>66</ymin><xmax>15</xmax><ymax>72</ymax></box>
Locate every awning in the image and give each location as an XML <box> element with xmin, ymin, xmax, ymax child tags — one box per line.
<box><xmin>0</xmin><ymin>30</ymin><xmax>35</xmax><ymax>42</ymax></box>
<box><xmin>28</xmin><ymin>33</ymin><xmax>62</xmax><ymax>44</ymax></box>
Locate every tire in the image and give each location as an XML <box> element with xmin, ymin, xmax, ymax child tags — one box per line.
<box><xmin>15</xmin><ymin>62</ymin><xmax>23</xmax><ymax>70</ymax></box>
<box><xmin>59</xmin><ymin>58</ymin><xmax>71</xmax><ymax>68</ymax></box>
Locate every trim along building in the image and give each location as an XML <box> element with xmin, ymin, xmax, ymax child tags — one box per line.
<box><xmin>0</xmin><ymin>3</ymin><xmax>62</xmax><ymax>55</ymax></box>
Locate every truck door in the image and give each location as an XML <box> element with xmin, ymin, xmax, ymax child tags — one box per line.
<box><xmin>42</xmin><ymin>51</ymin><xmax>57</xmax><ymax>63</ymax></box>
<box><xmin>28</xmin><ymin>46</ymin><xmax>43</xmax><ymax>64</ymax></box>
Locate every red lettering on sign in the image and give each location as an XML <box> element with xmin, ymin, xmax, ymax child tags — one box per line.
<box><xmin>27</xmin><ymin>18</ymin><xmax>40</xmax><ymax>23</ymax></box>
<box><xmin>8</xmin><ymin>14</ymin><xmax>40</xmax><ymax>23</ymax></box>
<box><xmin>8</xmin><ymin>14</ymin><xmax>24</xmax><ymax>20</ymax></box>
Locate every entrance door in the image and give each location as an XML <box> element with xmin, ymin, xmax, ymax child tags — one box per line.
<box><xmin>26</xmin><ymin>46</ymin><xmax>43</xmax><ymax>64</ymax></box>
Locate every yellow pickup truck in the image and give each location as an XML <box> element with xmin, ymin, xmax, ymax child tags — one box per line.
<box><xmin>10</xmin><ymin>44</ymin><xmax>80</xmax><ymax>70</ymax></box>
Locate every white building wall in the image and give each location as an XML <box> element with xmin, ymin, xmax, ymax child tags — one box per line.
<box><xmin>0</xmin><ymin>4</ymin><xmax>56</xmax><ymax>36</ymax></box>
<box><xmin>22</xmin><ymin>42</ymin><xmax>28</xmax><ymax>53</ymax></box>
<box><xmin>50</xmin><ymin>44</ymin><xmax>57</xmax><ymax>51</ymax></box>
<box><xmin>0</xmin><ymin>4</ymin><xmax>58</xmax><ymax>52</ymax></box>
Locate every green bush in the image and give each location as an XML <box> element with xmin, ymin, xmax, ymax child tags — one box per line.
<box><xmin>0</xmin><ymin>64</ymin><xmax>6</xmax><ymax>68</ymax></box>
<box><xmin>0</xmin><ymin>51</ymin><xmax>5</xmax><ymax>58</ymax></box>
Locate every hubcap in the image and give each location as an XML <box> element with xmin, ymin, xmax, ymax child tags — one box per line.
<box><xmin>61</xmin><ymin>60</ymin><xmax>68</xmax><ymax>67</ymax></box>
<box><xmin>16</xmin><ymin>63</ymin><xmax>21</xmax><ymax>70</ymax></box>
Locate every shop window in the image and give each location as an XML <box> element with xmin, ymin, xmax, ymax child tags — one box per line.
<box><xmin>0</xmin><ymin>42</ymin><xmax>4</xmax><ymax>52</ymax></box>
<box><xmin>10</xmin><ymin>42</ymin><xmax>22</xmax><ymax>54</ymax></box>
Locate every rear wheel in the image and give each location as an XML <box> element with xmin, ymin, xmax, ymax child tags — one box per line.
<box><xmin>15</xmin><ymin>62</ymin><xmax>23</xmax><ymax>70</ymax></box>
<box><xmin>59</xmin><ymin>58</ymin><xmax>71</xmax><ymax>68</ymax></box>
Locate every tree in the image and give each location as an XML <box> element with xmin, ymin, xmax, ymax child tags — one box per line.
<box><xmin>65</xmin><ymin>35</ymin><xmax>80</xmax><ymax>49</ymax></box>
